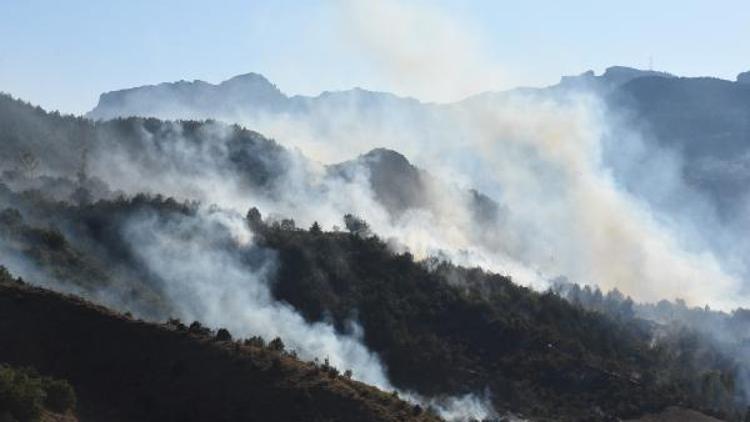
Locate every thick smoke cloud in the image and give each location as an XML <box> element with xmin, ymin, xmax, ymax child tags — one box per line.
<box><xmin>74</xmin><ymin>1</ymin><xmax>750</xmax><ymax>310</ymax></box>
<box><xmin>451</xmin><ymin>93</ymin><xmax>742</xmax><ymax>308</ymax></box>
<box><xmin>143</xmin><ymin>86</ymin><xmax>744</xmax><ymax>309</ymax></box>
<box><xmin>177</xmin><ymin>0</ymin><xmax>747</xmax><ymax>310</ymax></box>
<box><xmin>123</xmin><ymin>208</ymin><xmax>391</xmax><ymax>388</ymax></box>
<box><xmin>121</xmin><ymin>207</ymin><xmax>497</xmax><ymax>420</ymax></box>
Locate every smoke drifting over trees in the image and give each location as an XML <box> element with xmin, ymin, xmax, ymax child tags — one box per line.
<box><xmin>2</xmin><ymin>21</ymin><xmax>750</xmax><ymax>419</ymax></box>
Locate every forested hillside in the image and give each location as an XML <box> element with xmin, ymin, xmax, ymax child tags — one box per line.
<box><xmin>0</xmin><ymin>185</ymin><xmax>748</xmax><ymax>419</ymax></box>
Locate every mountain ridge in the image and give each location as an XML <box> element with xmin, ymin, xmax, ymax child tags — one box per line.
<box><xmin>87</xmin><ymin>65</ymin><xmax>689</xmax><ymax>120</ymax></box>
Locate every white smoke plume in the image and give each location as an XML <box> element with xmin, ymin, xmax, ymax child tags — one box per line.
<box><xmin>334</xmin><ymin>0</ymin><xmax>506</xmax><ymax>104</ymax></box>
<box><xmin>57</xmin><ymin>0</ymin><xmax>747</xmax><ymax>311</ymax></box>
<box><xmin>94</xmin><ymin>88</ymin><xmax>747</xmax><ymax>309</ymax></box>
<box><xmin>183</xmin><ymin>0</ymin><xmax>746</xmax><ymax>310</ymax></box>
<box><xmin>120</xmin><ymin>206</ymin><xmax>496</xmax><ymax>420</ymax></box>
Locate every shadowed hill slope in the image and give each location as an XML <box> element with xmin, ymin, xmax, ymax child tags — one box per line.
<box><xmin>251</xmin><ymin>215</ymin><xmax>747</xmax><ymax>421</ymax></box>
<box><xmin>0</xmin><ymin>272</ymin><xmax>438</xmax><ymax>422</ymax></box>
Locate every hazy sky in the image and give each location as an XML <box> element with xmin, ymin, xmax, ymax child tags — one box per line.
<box><xmin>1</xmin><ymin>0</ymin><xmax>749</xmax><ymax>114</ymax></box>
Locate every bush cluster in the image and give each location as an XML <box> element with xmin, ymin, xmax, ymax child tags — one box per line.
<box><xmin>0</xmin><ymin>364</ymin><xmax>76</xmax><ymax>422</ymax></box>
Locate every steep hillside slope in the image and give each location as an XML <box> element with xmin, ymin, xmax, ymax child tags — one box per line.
<box><xmin>0</xmin><ymin>271</ymin><xmax>437</xmax><ymax>422</ymax></box>
<box><xmin>255</xmin><ymin>218</ymin><xmax>749</xmax><ymax>421</ymax></box>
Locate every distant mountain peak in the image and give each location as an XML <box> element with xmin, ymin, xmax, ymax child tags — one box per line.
<box><xmin>361</xmin><ymin>147</ymin><xmax>411</xmax><ymax>166</ymax></box>
<box><xmin>220</xmin><ymin>72</ymin><xmax>279</xmax><ymax>90</ymax></box>
<box><xmin>558</xmin><ymin>66</ymin><xmax>674</xmax><ymax>90</ymax></box>
<box><xmin>601</xmin><ymin>66</ymin><xmax>674</xmax><ymax>83</ymax></box>
<box><xmin>223</xmin><ymin>72</ymin><xmax>270</xmax><ymax>82</ymax></box>
<box><xmin>738</xmin><ymin>71</ymin><xmax>750</xmax><ymax>85</ymax></box>
<box><xmin>313</xmin><ymin>87</ymin><xmax>422</xmax><ymax>108</ymax></box>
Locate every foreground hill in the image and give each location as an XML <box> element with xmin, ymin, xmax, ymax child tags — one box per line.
<box><xmin>0</xmin><ymin>270</ymin><xmax>437</xmax><ymax>422</ymax></box>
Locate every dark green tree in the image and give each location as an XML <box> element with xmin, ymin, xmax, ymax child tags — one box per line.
<box><xmin>268</xmin><ymin>337</ymin><xmax>285</xmax><ymax>352</ymax></box>
<box><xmin>343</xmin><ymin>214</ymin><xmax>370</xmax><ymax>237</ymax></box>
